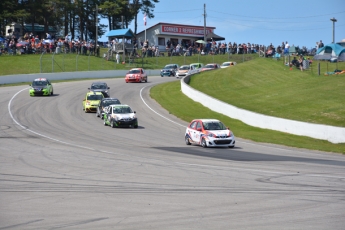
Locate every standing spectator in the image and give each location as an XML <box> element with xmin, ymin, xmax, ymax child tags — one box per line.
<box><xmin>319</xmin><ymin>40</ymin><xmax>324</xmax><ymax>48</ymax></box>
<box><xmin>228</xmin><ymin>42</ymin><xmax>232</xmax><ymax>54</ymax></box>
<box><xmin>284</xmin><ymin>41</ymin><xmax>290</xmax><ymax>55</ymax></box>
<box><xmin>116</xmin><ymin>52</ymin><xmax>120</xmax><ymax>63</ymax></box>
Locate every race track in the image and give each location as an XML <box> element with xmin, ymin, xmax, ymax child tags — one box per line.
<box><xmin>1</xmin><ymin>76</ymin><xmax>344</xmax><ymax>229</ymax></box>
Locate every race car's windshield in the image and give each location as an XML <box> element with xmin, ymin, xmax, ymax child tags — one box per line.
<box><xmin>203</xmin><ymin>121</ymin><xmax>226</xmax><ymax>130</ymax></box>
<box><xmin>32</xmin><ymin>81</ymin><xmax>47</xmax><ymax>86</ymax></box>
<box><xmin>179</xmin><ymin>66</ymin><xmax>190</xmax><ymax>70</ymax></box>
<box><xmin>91</xmin><ymin>84</ymin><xmax>107</xmax><ymax>89</ymax></box>
<box><xmin>113</xmin><ymin>107</ymin><xmax>133</xmax><ymax>114</ymax></box>
<box><xmin>87</xmin><ymin>94</ymin><xmax>103</xmax><ymax>100</ymax></box>
<box><xmin>103</xmin><ymin>100</ymin><xmax>120</xmax><ymax>106</ymax></box>
<box><xmin>191</xmin><ymin>64</ymin><xmax>200</xmax><ymax>68</ymax></box>
<box><xmin>164</xmin><ymin>65</ymin><xmax>176</xmax><ymax>69</ymax></box>
<box><xmin>221</xmin><ymin>63</ymin><xmax>230</xmax><ymax>66</ymax></box>
<box><xmin>129</xmin><ymin>69</ymin><xmax>140</xmax><ymax>74</ymax></box>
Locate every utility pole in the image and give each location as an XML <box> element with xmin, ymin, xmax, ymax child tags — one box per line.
<box><xmin>330</xmin><ymin>17</ymin><xmax>337</xmax><ymax>43</ymax></box>
<box><xmin>122</xmin><ymin>16</ymin><xmax>125</xmax><ymax>62</ymax></box>
<box><xmin>203</xmin><ymin>4</ymin><xmax>206</xmax><ymax>43</ymax></box>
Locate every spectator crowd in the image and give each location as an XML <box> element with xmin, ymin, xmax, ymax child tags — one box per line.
<box><xmin>0</xmin><ymin>32</ymin><xmax>100</xmax><ymax>56</ymax></box>
<box><xmin>1</xmin><ymin>31</ymin><xmax>319</xmax><ymax>59</ymax></box>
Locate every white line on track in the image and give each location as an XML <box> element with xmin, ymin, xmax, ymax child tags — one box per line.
<box><xmin>139</xmin><ymin>86</ymin><xmax>186</xmax><ymax>128</ymax></box>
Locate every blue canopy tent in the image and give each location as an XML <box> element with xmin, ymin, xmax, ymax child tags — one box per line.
<box><xmin>313</xmin><ymin>43</ymin><xmax>345</xmax><ymax>61</ymax></box>
<box><xmin>106</xmin><ymin>29</ymin><xmax>136</xmax><ymax>56</ymax></box>
<box><xmin>106</xmin><ymin>28</ymin><xmax>135</xmax><ymax>39</ymax></box>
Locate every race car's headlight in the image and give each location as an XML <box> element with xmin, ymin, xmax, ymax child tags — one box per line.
<box><xmin>208</xmin><ymin>133</ymin><xmax>216</xmax><ymax>138</ymax></box>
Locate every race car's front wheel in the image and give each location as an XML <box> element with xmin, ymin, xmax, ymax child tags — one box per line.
<box><xmin>96</xmin><ymin>109</ymin><xmax>100</xmax><ymax>117</ymax></box>
<box><xmin>185</xmin><ymin>136</ymin><xmax>191</xmax><ymax>145</ymax></box>
<box><xmin>111</xmin><ymin>121</ymin><xmax>115</xmax><ymax>128</ymax></box>
<box><xmin>201</xmin><ymin>138</ymin><xmax>207</xmax><ymax>148</ymax></box>
<box><xmin>103</xmin><ymin>119</ymin><xmax>107</xmax><ymax>126</ymax></box>
<box><xmin>134</xmin><ymin>124</ymin><xmax>138</xmax><ymax>128</ymax></box>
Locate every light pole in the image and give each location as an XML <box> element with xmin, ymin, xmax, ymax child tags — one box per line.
<box><xmin>330</xmin><ymin>17</ymin><xmax>337</xmax><ymax>43</ymax></box>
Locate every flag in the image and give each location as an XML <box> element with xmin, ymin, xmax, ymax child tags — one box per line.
<box><xmin>143</xmin><ymin>13</ymin><xmax>147</xmax><ymax>26</ymax></box>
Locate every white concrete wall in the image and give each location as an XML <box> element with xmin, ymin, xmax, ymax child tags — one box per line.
<box><xmin>0</xmin><ymin>70</ymin><xmax>161</xmax><ymax>84</ymax></box>
<box><xmin>181</xmin><ymin>75</ymin><xmax>345</xmax><ymax>144</ymax></box>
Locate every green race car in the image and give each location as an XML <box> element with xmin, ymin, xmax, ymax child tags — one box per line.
<box><xmin>29</xmin><ymin>78</ymin><xmax>54</xmax><ymax>96</ymax></box>
<box><xmin>83</xmin><ymin>91</ymin><xmax>104</xmax><ymax>113</ymax></box>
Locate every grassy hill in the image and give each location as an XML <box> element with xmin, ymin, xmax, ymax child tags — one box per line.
<box><xmin>189</xmin><ymin>58</ymin><xmax>345</xmax><ymax>127</ymax></box>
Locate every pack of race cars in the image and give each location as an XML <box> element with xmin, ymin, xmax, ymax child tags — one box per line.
<box><xmin>29</xmin><ymin>68</ymin><xmax>236</xmax><ymax>147</ymax></box>
<box><xmin>82</xmin><ymin>81</ymin><xmax>138</xmax><ymax>128</ymax></box>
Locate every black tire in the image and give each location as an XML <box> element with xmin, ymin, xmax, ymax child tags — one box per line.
<box><xmin>228</xmin><ymin>146</ymin><xmax>235</xmax><ymax>148</ymax></box>
<box><xmin>96</xmin><ymin>108</ymin><xmax>100</xmax><ymax>117</ymax></box>
<box><xmin>134</xmin><ymin>124</ymin><xmax>138</xmax><ymax>128</ymax></box>
<box><xmin>185</xmin><ymin>136</ymin><xmax>191</xmax><ymax>145</ymax></box>
<box><xmin>145</xmin><ymin>77</ymin><xmax>147</xmax><ymax>83</ymax></box>
<box><xmin>111</xmin><ymin>121</ymin><xmax>115</xmax><ymax>128</ymax></box>
<box><xmin>51</xmin><ymin>90</ymin><xmax>53</xmax><ymax>96</ymax></box>
<box><xmin>103</xmin><ymin>118</ymin><xmax>107</xmax><ymax>126</ymax></box>
<box><xmin>201</xmin><ymin>138</ymin><xmax>207</xmax><ymax>148</ymax></box>
<box><xmin>84</xmin><ymin>108</ymin><xmax>88</xmax><ymax>113</ymax></box>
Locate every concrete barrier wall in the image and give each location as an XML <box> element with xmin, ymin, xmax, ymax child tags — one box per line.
<box><xmin>0</xmin><ymin>70</ymin><xmax>161</xmax><ymax>84</ymax></box>
<box><xmin>181</xmin><ymin>75</ymin><xmax>345</xmax><ymax>144</ymax></box>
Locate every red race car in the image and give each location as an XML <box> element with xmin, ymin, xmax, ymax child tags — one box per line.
<box><xmin>125</xmin><ymin>68</ymin><xmax>148</xmax><ymax>83</ymax></box>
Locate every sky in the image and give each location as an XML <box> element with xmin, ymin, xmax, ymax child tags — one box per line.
<box><xmin>100</xmin><ymin>0</ymin><xmax>345</xmax><ymax>50</ymax></box>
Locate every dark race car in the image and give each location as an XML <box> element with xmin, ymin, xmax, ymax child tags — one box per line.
<box><xmin>160</xmin><ymin>64</ymin><xmax>179</xmax><ymax>77</ymax></box>
<box><xmin>29</xmin><ymin>78</ymin><xmax>54</xmax><ymax>96</ymax></box>
<box><xmin>96</xmin><ymin>98</ymin><xmax>121</xmax><ymax>119</ymax></box>
<box><xmin>88</xmin><ymin>82</ymin><xmax>110</xmax><ymax>98</ymax></box>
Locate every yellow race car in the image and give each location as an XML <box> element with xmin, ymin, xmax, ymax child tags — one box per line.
<box><xmin>82</xmin><ymin>91</ymin><xmax>104</xmax><ymax>113</ymax></box>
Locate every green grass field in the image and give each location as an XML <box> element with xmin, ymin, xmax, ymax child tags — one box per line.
<box><xmin>0</xmin><ymin>48</ymin><xmax>255</xmax><ymax>75</ymax></box>
<box><xmin>1</xmin><ymin>51</ymin><xmax>345</xmax><ymax>153</ymax></box>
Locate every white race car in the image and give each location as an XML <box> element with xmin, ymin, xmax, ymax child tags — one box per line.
<box><xmin>185</xmin><ymin>119</ymin><xmax>235</xmax><ymax>148</ymax></box>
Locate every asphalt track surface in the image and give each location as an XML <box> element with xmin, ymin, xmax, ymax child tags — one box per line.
<box><xmin>1</xmin><ymin>76</ymin><xmax>345</xmax><ymax>230</ymax></box>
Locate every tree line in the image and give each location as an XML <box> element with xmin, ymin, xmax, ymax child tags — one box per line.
<box><xmin>0</xmin><ymin>0</ymin><xmax>159</xmax><ymax>41</ymax></box>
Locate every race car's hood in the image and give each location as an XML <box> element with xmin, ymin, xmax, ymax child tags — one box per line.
<box><xmin>31</xmin><ymin>86</ymin><xmax>47</xmax><ymax>91</ymax></box>
<box><xmin>207</xmin><ymin>130</ymin><xmax>230</xmax><ymax>138</ymax></box>
<box><xmin>88</xmin><ymin>100</ymin><xmax>101</xmax><ymax>105</ymax></box>
<box><xmin>161</xmin><ymin>68</ymin><xmax>173</xmax><ymax>72</ymax></box>
<box><xmin>177</xmin><ymin>69</ymin><xmax>189</xmax><ymax>73</ymax></box>
<box><xmin>115</xmin><ymin>113</ymin><xmax>135</xmax><ymax>120</ymax></box>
